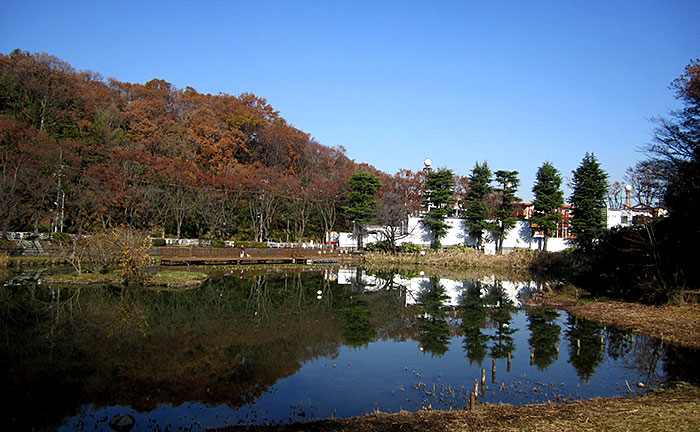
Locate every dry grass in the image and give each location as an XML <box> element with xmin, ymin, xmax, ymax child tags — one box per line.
<box><xmin>213</xmin><ymin>384</ymin><xmax>700</xmax><ymax>432</ymax></box>
<box><xmin>363</xmin><ymin>248</ymin><xmax>537</xmax><ymax>269</ymax></box>
<box><xmin>0</xmin><ymin>252</ymin><xmax>9</xmax><ymax>267</ymax></box>
<box><xmin>362</xmin><ymin>249</ymin><xmax>585</xmax><ymax>276</ymax></box>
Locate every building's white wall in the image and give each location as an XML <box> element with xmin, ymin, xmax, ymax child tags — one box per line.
<box><xmin>606</xmin><ymin>208</ymin><xmax>658</xmax><ymax>229</ymax></box>
<box><xmin>388</xmin><ymin>217</ymin><xmax>545</xmax><ymax>252</ymax></box>
<box><xmin>339</xmin><ymin>212</ymin><xmax>630</xmax><ymax>253</ymax></box>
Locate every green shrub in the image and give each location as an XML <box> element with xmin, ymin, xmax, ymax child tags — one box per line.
<box><xmin>365</xmin><ymin>241</ymin><xmax>391</xmax><ymax>252</ymax></box>
<box><xmin>446</xmin><ymin>244</ymin><xmax>471</xmax><ymax>253</ymax></box>
<box><xmin>212</xmin><ymin>239</ymin><xmax>225</xmax><ymax>248</ymax></box>
<box><xmin>562</xmin><ymin>246</ymin><xmax>579</xmax><ymax>255</ymax></box>
<box><xmin>400</xmin><ymin>243</ymin><xmax>423</xmax><ymax>253</ymax></box>
<box><xmin>150</xmin><ymin>238</ymin><xmax>166</xmax><ymax>247</ymax></box>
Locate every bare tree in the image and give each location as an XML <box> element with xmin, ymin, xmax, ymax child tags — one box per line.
<box><xmin>624</xmin><ymin>161</ymin><xmax>666</xmax><ymax>208</ymax></box>
<box><xmin>607</xmin><ymin>181</ymin><xmax>624</xmax><ymax>209</ymax></box>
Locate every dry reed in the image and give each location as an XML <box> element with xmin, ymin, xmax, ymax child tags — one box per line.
<box><xmin>363</xmin><ymin>248</ymin><xmax>584</xmax><ymax>275</ymax></box>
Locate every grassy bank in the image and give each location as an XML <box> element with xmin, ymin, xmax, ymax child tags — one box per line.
<box><xmin>216</xmin><ymin>384</ymin><xmax>700</xmax><ymax>432</ymax></box>
<box><xmin>362</xmin><ymin>248</ymin><xmax>587</xmax><ymax>276</ymax></box>
<box><xmin>43</xmin><ymin>270</ymin><xmax>209</xmax><ymax>287</ymax></box>
<box><xmin>2</xmin><ymin>255</ymin><xmax>68</xmax><ymax>267</ymax></box>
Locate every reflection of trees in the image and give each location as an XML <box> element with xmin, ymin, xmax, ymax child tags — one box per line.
<box><xmin>662</xmin><ymin>344</ymin><xmax>700</xmax><ymax>385</ymax></box>
<box><xmin>605</xmin><ymin>326</ymin><xmax>634</xmax><ymax>360</ymax></box>
<box><xmin>527</xmin><ymin>308</ymin><xmax>561</xmax><ymax>370</ymax></box>
<box><xmin>0</xmin><ymin>272</ymin><xmax>344</xmax><ymax>430</ymax></box>
<box><xmin>565</xmin><ymin>315</ymin><xmax>604</xmax><ymax>383</ymax></box>
<box><xmin>364</xmin><ymin>270</ymin><xmax>413</xmax><ymax>342</ymax></box>
<box><xmin>339</xmin><ymin>296</ymin><xmax>375</xmax><ymax>347</ymax></box>
<box><xmin>485</xmin><ymin>282</ymin><xmax>517</xmax><ymax>360</ymax></box>
<box><xmin>417</xmin><ymin>278</ymin><xmax>450</xmax><ymax>356</ymax></box>
<box><xmin>606</xmin><ymin>330</ymin><xmax>700</xmax><ymax>386</ymax></box>
<box><xmin>626</xmin><ymin>336</ymin><xmax>664</xmax><ymax>384</ymax></box>
<box><xmin>459</xmin><ymin>281</ymin><xmax>490</xmax><ymax>365</ymax></box>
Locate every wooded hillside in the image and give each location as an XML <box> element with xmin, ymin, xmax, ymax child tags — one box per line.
<box><xmin>0</xmin><ymin>50</ymin><xmax>398</xmax><ymax>241</ymax></box>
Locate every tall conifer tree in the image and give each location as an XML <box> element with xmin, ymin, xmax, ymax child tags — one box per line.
<box><xmin>569</xmin><ymin>153</ymin><xmax>608</xmax><ymax>251</ymax></box>
<box><xmin>531</xmin><ymin>162</ymin><xmax>564</xmax><ymax>251</ymax></box>
<box><xmin>490</xmin><ymin>170</ymin><xmax>520</xmax><ymax>255</ymax></box>
<box><xmin>422</xmin><ymin>168</ymin><xmax>455</xmax><ymax>249</ymax></box>
<box><xmin>464</xmin><ymin>161</ymin><xmax>492</xmax><ymax>250</ymax></box>
<box><xmin>343</xmin><ymin>171</ymin><xmax>382</xmax><ymax>250</ymax></box>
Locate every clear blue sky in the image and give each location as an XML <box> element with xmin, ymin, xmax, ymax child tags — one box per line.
<box><xmin>2</xmin><ymin>1</ymin><xmax>698</xmax><ymax>200</ymax></box>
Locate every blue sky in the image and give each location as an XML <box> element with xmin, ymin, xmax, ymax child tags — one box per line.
<box><xmin>2</xmin><ymin>1</ymin><xmax>698</xmax><ymax>200</ymax></box>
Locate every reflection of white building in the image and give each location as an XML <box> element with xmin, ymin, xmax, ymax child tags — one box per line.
<box><xmin>336</xmin><ymin>269</ymin><xmax>534</xmax><ymax>307</ymax></box>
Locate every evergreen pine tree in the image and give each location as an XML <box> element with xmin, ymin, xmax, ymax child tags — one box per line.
<box><xmin>490</xmin><ymin>170</ymin><xmax>520</xmax><ymax>254</ymax></box>
<box><xmin>421</xmin><ymin>168</ymin><xmax>456</xmax><ymax>249</ymax></box>
<box><xmin>531</xmin><ymin>162</ymin><xmax>564</xmax><ymax>251</ymax></box>
<box><xmin>464</xmin><ymin>161</ymin><xmax>492</xmax><ymax>250</ymax></box>
<box><xmin>343</xmin><ymin>171</ymin><xmax>382</xmax><ymax>250</ymax></box>
<box><xmin>569</xmin><ymin>153</ymin><xmax>608</xmax><ymax>251</ymax></box>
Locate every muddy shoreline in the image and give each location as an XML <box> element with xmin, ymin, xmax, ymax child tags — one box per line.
<box><xmin>213</xmin><ymin>384</ymin><xmax>700</xmax><ymax>432</ymax></box>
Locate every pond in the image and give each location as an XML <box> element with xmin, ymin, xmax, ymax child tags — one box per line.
<box><xmin>0</xmin><ymin>267</ymin><xmax>697</xmax><ymax>431</ymax></box>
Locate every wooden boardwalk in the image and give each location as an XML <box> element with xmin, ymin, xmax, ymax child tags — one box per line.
<box><xmin>159</xmin><ymin>247</ymin><xmax>340</xmax><ymax>266</ymax></box>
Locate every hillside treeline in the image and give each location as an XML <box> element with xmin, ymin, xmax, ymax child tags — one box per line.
<box><xmin>0</xmin><ymin>50</ymin><xmax>406</xmax><ymax>242</ymax></box>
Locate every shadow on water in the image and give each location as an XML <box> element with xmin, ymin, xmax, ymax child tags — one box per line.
<box><xmin>0</xmin><ymin>267</ymin><xmax>697</xmax><ymax>430</ymax></box>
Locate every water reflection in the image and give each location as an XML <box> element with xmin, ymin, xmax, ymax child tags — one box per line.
<box><xmin>485</xmin><ymin>280</ymin><xmax>517</xmax><ymax>362</ymax></box>
<box><xmin>527</xmin><ymin>308</ymin><xmax>561</xmax><ymax>370</ymax></box>
<box><xmin>0</xmin><ymin>268</ymin><xmax>697</xmax><ymax>430</ymax></box>
<box><xmin>459</xmin><ymin>281</ymin><xmax>490</xmax><ymax>365</ymax></box>
<box><xmin>565</xmin><ymin>315</ymin><xmax>605</xmax><ymax>383</ymax></box>
<box><xmin>417</xmin><ymin>278</ymin><xmax>451</xmax><ymax>356</ymax></box>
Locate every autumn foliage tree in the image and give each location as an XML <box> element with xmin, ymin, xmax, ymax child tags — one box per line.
<box><xmin>0</xmin><ymin>50</ymin><xmax>364</xmax><ymax>244</ymax></box>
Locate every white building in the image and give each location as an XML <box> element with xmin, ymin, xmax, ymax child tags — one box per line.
<box><xmin>338</xmin><ymin>216</ymin><xmax>573</xmax><ymax>253</ymax></box>
<box><xmin>337</xmin><ymin>205</ymin><xmax>665</xmax><ymax>253</ymax></box>
<box><xmin>606</xmin><ymin>206</ymin><xmax>666</xmax><ymax>229</ymax></box>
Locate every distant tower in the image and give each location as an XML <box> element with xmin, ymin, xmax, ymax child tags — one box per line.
<box><xmin>624</xmin><ymin>184</ymin><xmax>632</xmax><ymax>209</ymax></box>
<box><xmin>424</xmin><ymin>158</ymin><xmax>432</xmax><ymax>172</ymax></box>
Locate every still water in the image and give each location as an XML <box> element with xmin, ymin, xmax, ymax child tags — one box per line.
<box><xmin>0</xmin><ymin>268</ymin><xmax>696</xmax><ymax>430</ymax></box>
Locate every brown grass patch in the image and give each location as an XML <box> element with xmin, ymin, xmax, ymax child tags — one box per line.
<box><xmin>362</xmin><ymin>249</ymin><xmax>587</xmax><ymax>277</ymax></box>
